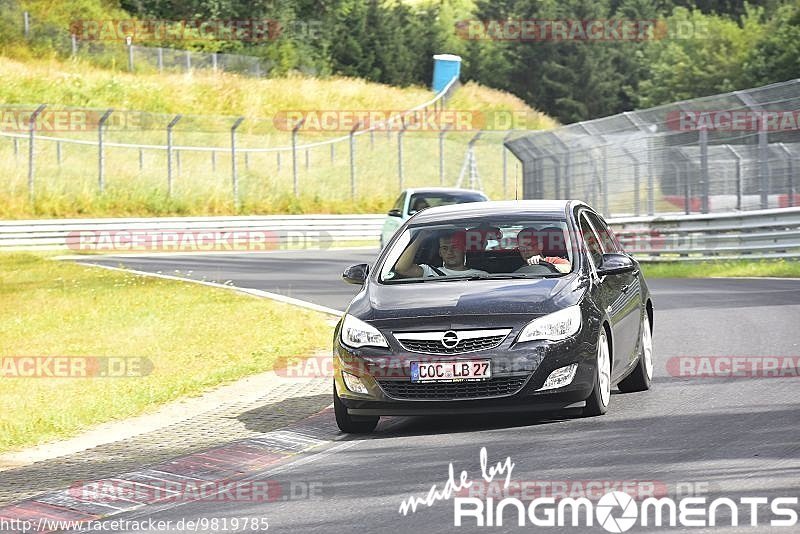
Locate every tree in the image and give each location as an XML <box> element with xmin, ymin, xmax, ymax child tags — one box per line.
<box><xmin>743</xmin><ymin>2</ymin><xmax>800</xmax><ymax>86</ymax></box>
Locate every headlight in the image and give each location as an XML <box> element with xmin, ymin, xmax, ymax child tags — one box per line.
<box><xmin>340</xmin><ymin>314</ymin><xmax>389</xmax><ymax>349</ymax></box>
<box><xmin>517</xmin><ymin>305</ymin><xmax>582</xmax><ymax>343</ymax></box>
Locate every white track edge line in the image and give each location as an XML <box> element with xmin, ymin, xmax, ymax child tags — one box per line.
<box><xmin>67</xmin><ymin>261</ymin><xmax>344</xmax><ymax>317</ymax></box>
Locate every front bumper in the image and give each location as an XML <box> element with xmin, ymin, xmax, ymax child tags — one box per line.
<box><xmin>333</xmin><ymin>322</ymin><xmax>600</xmax><ymax>417</ymax></box>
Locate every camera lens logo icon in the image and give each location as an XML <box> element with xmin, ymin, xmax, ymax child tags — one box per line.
<box><xmin>595</xmin><ymin>491</ymin><xmax>638</xmax><ymax>533</ymax></box>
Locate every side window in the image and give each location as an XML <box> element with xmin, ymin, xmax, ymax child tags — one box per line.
<box><xmin>579</xmin><ymin>213</ymin><xmax>604</xmax><ymax>268</ymax></box>
<box><xmin>585</xmin><ymin>212</ymin><xmax>621</xmax><ymax>253</ymax></box>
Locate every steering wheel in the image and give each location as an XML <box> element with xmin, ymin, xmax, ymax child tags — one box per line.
<box><xmin>515</xmin><ymin>260</ymin><xmax>561</xmax><ymax>274</ymax></box>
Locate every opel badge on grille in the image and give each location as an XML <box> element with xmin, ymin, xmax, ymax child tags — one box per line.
<box><xmin>441</xmin><ymin>330</ymin><xmax>459</xmax><ymax>348</ymax></box>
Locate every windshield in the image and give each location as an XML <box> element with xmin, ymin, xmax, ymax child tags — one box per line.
<box><xmin>379</xmin><ymin>220</ymin><xmax>574</xmax><ymax>283</ymax></box>
<box><xmin>407</xmin><ymin>192</ymin><xmax>487</xmax><ymax>215</ymax></box>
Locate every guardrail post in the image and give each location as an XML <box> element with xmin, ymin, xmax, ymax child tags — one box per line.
<box><xmin>439</xmin><ymin>126</ymin><xmax>449</xmax><ymax>185</ymax></box>
<box><xmin>699</xmin><ymin>128</ymin><xmax>710</xmax><ymax>213</ymax></box>
<box><xmin>758</xmin><ymin>123</ymin><xmax>769</xmax><ymax>209</ymax></box>
<box><xmin>231</xmin><ymin>117</ymin><xmax>244</xmax><ymax>209</ymax></box>
<box><xmin>397</xmin><ymin>118</ymin><xmax>406</xmax><ymax>191</ymax></box>
<box><xmin>211</xmin><ymin>151</ymin><xmax>216</xmax><ymax>172</ymax></box>
<box><xmin>166</xmin><ymin>114</ymin><xmax>182</xmax><ymax>197</ymax></box>
<box><xmin>647</xmin><ymin>157</ymin><xmax>655</xmax><ymax>216</ymax></box>
<box><xmin>725</xmin><ymin>145</ymin><xmax>744</xmax><ymax>211</ymax></box>
<box><xmin>56</xmin><ymin>141</ymin><xmax>62</xmax><ymax>167</ymax></box>
<box><xmin>350</xmin><ymin>121</ymin><xmax>361</xmax><ymax>199</ymax></box>
<box><xmin>682</xmin><ymin>164</ymin><xmax>690</xmax><ymax>214</ymax></box>
<box><xmin>23</xmin><ymin>11</ymin><xmax>29</xmax><ymax>38</ymax></box>
<box><xmin>276</xmin><ymin>151</ymin><xmax>281</xmax><ymax>172</ymax></box>
<box><xmin>502</xmin><ymin>140</ymin><xmax>508</xmax><ymax>198</ymax></box>
<box><xmin>71</xmin><ymin>34</ymin><xmax>77</xmax><ymax>56</ymax></box>
<box><xmin>621</xmin><ymin>147</ymin><xmax>642</xmax><ymax>216</ymax></box>
<box><xmin>27</xmin><ymin>105</ymin><xmax>46</xmax><ymax>203</ymax></box>
<box><xmin>138</xmin><ymin>148</ymin><xmax>143</xmax><ymax>170</ymax></box>
<box><xmin>97</xmin><ymin>108</ymin><xmax>113</xmax><ymax>194</ymax></box>
<box><xmin>157</xmin><ymin>47</ymin><xmax>163</xmax><ymax>73</ymax></box>
<box><xmin>778</xmin><ymin>143</ymin><xmax>795</xmax><ymax>208</ymax></box>
<box><xmin>185</xmin><ymin>50</ymin><xmax>191</xmax><ymax>72</ymax></box>
<box><xmin>601</xmin><ymin>143</ymin><xmax>609</xmax><ymax>217</ymax></box>
<box><xmin>349</xmin><ymin>121</ymin><xmax>360</xmax><ymax>199</ymax></box>
<box><xmin>291</xmin><ymin>118</ymin><xmax>305</xmax><ymax>196</ymax></box>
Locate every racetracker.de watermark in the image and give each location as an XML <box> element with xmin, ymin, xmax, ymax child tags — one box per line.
<box><xmin>0</xmin><ymin>356</ymin><xmax>152</xmax><ymax>378</ymax></box>
<box><xmin>273</xmin><ymin>110</ymin><xmax>539</xmax><ymax>132</ymax></box>
<box><xmin>0</xmin><ymin>109</ymin><xmax>151</xmax><ymax>133</ymax></box>
<box><xmin>67</xmin><ymin>478</ymin><xmax>323</xmax><ymax>503</ymax></box>
<box><xmin>454</xmin><ymin>18</ymin><xmax>710</xmax><ymax>41</ymax></box>
<box><xmin>68</xmin><ymin>19</ymin><xmax>323</xmax><ymax>42</ymax></box>
<box><xmin>667</xmin><ymin>110</ymin><xmax>800</xmax><ymax>132</ymax></box>
<box><xmin>66</xmin><ymin>229</ymin><xmax>333</xmax><ymax>253</ymax></box>
<box><xmin>666</xmin><ymin>356</ymin><xmax>800</xmax><ymax>378</ymax></box>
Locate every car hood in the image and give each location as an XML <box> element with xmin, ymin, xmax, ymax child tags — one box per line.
<box><xmin>347</xmin><ymin>274</ymin><xmax>586</xmax><ymax>324</ymax></box>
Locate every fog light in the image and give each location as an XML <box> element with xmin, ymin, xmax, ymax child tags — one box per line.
<box><xmin>537</xmin><ymin>363</ymin><xmax>578</xmax><ymax>391</ymax></box>
<box><xmin>342</xmin><ymin>371</ymin><xmax>369</xmax><ymax>394</ymax></box>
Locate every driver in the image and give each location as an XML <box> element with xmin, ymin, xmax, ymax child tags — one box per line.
<box><xmin>394</xmin><ymin>229</ymin><xmax>489</xmax><ymax>278</ymax></box>
<box><xmin>515</xmin><ymin>227</ymin><xmax>570</xmax><ymax>273</ymax></box>
<box><xmin>411</xmin><ymin>197</ymin><xmax>430</xmax><ymax>212</ymax></box>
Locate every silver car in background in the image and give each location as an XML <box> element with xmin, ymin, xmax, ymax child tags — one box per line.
<box><xmin>380</xmin><ymin>187</ymin><xmax>488</xmax><ymax>247</ymax></box>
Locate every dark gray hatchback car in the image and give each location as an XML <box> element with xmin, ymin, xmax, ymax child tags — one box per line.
<box><xmin>333</xmin><ymin>200</ymin><xmax>654</xmax><ymax>433</ymax></box>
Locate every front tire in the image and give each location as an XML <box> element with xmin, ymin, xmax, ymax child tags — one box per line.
<box><xmin>618</xmin><ymin>312</ymin><xmax>653</xmax><ymax>393</ymax></box>
<box><xmin>583</xmin><ymin>328</ymin><xmax>611</xmax><ymax>417</ymax></box>
<box><xmin>334</xmin><ymin>382</ymin><xmax>379</xmax><ymax>433</ymax></box>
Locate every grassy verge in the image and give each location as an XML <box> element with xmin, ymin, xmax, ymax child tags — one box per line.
<box><xmin>0</xmin><ymin>252</ymin><xmax>333</xmax><ymax>453</ymax></box>
<box><xmin>641</xmin><ymin>259</ymin><xmax>800</xmax><ymax>278</ymax></box>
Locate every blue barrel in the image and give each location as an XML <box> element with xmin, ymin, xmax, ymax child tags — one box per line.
<box><xmin>432</xmin><ymin>54</ymin><xmax>462</xmax><ymax>93</ymax></box>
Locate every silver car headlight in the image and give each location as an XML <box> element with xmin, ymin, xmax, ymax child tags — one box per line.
<box><xmin>340</xmin><ymin>314</ymin><xmax>389</xmax><ymax>349</ymax></box>
<box><xmin>517</xmin><ymin>305</ymin><xmax>582</xmax><ymax>343</ymax></box>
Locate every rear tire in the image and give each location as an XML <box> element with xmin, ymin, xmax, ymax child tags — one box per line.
<box><xmin>583</xmin><ymin>328</ymin><xmax>611</xmax><ymax>417</ymax></box>
<box><xmin>618</xmin><ymin>312</ymin><xmax>653</xmax><ymax>393</ymax></box>
<box><xmin>334</xmin><ymin>382</ymin><xmax>379</xmax><ymax>434</ymax></box>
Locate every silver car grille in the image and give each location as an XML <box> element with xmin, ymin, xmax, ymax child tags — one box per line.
<box><xmin>393</xmin><ymin>329</ymin><xmax>511</xmax><ymax>355</ymax></box>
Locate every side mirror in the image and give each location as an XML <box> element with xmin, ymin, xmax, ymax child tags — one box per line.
<box><xmin>596</xmin><ymin>253</ymin><xmax>636</xmax><ymax>276</ymax></box>
<box><xmin>342</xmin><ymin>263</ymin><xmax>369</xmax><ymax>285</ymax></box>
<box><xmin>387</xmin><ymin>208</ymin><xmax>402</xmax><ymax>218</ymax></box>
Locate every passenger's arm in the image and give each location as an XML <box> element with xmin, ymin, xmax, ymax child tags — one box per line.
<box><xmin>393</xmin><ymin>231</ymin><xmax>428</xmax><ymax>278</ymax></box>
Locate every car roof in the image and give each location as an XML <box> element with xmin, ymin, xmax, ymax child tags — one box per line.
<box><xmin>404</xmin><ymin>187</ymin><xmax>486</xmax><ymax>195</ymax></box>
<box><xmin>409</xmin><ymin>200</ymin><xmax>587</xmax><ymax>225</ymax></box>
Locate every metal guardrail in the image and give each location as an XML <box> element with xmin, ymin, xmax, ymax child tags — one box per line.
<box><xmin>613</xmin><ymin>206</ymin><xmax>800</xmax><ymax>262</ymax></box>
<box><xmin>0</xmin><ymin>215</ymin><xmax>385</xmax><ymax>251</ymax></box>
<box><xmin>1</xmin><ymin>208</ymin><xmax>799</xmax><ymax>261</ymax></box>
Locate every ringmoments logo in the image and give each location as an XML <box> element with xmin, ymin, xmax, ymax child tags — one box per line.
<box><xmin>397</xmin><ymin>448</ymin><xmax>799</xmax><ymax>531</ymax></box>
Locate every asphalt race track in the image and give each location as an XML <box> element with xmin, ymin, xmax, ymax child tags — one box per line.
<box><xmin>70</xmin><ymin>251</ymin><xmax>800</xmax><ymax>533</ymax></box>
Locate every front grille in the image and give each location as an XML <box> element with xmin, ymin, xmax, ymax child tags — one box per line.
<box><xmin>398</xmin><ymin>335</ymin><xmax>506</xmax><ymax>354</ymax></box>
<box><xmin>377</xmin><ymin>375</ymin><xmax>529</xmax><ymax>400</ymax></box>
<box><xmin>394</xmin><ymin>329</ymin><xmax>511</xmax><ymax>355</ymax></box>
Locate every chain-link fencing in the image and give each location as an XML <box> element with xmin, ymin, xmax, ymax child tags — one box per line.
<box><xmin>506</xmin><ymin>79</ymin><xmax>800</xmax><ymax>217</ymax></box>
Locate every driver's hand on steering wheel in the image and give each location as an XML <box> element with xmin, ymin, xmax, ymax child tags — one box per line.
<box><xmin>526</xmin><ymin>254</ymin><xmax>545</xmax><ymax>266</ymax></box>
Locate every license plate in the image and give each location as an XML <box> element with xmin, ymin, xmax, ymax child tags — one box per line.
<box><xmin>410</xmin><ymin>360</ymin><xmax>491</xmax><ymax>383</ymax></box>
